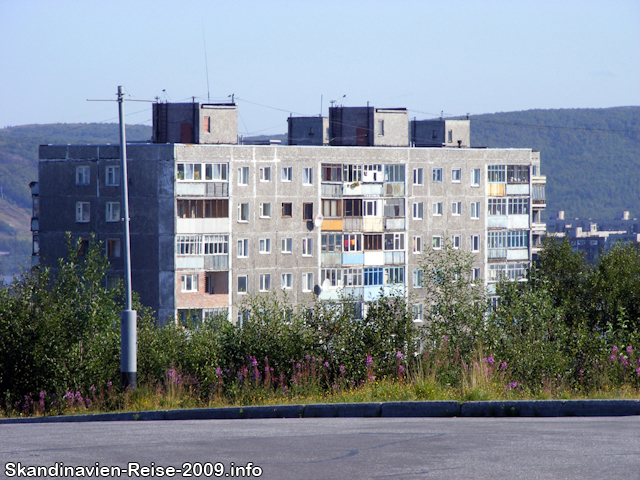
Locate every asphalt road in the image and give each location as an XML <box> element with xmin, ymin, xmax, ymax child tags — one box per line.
<box><xmin>2</xmin><ymin>417</ymin><xmax>639</xmax><ymax>479</ymax></box>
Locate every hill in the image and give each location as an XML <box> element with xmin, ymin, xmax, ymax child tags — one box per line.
<box><xmin>0</xmin><ymin>107</ymin><xmax>638</xmax><ymax>274</ymax></box>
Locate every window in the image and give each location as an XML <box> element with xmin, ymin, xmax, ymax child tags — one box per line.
<box><xmin>432</xmin><ymin>168</ymin><xmax>442</xmax><ymax>182</ymax></box>
<box><xmin>471</xmin><ymin>235</ymin><xmax>480</xmax><ymax>252</ymax></box>
<box><xmin>303</xmin><ymin>167</ymin><xmax>313</xmax><ymax>185</ymax></box>
<box><xmin>507</xmin><ymin>230</ymin><xmax>529</xmax><ymax>248</ymax></box>
<box><xmin>259</xmin><ymin>167</ymin><xmax>271</xmax><ymax>182</ymax></box>
<box><xmin>432</xmin><ymin>202</ymin><xmax>443</xmax><ymax>216</ymax></box>
<box><xmin>384</xmin><ymin>165</ymin><xmax>405</xmax><ymax>183</ymax></box>
<box><xmin>488</xmin><ymin>231</ymin><xmax>507</xmax><ymax>252</ymax></box>
<box><xmin>344</xmin><ymin>199</ymin><xmax>362</xmax><ymax>217</ymax></box>
<box><xmin>452</xmin><ymin>235</ymin><xmax>461</xmax><ymax>249</ymax></box>
<box><xmin>106</xmin><ymin>202</ymin><xmax>120</xmax><ymax>222</ymax></box>
<box><xmin>76</xmin><ymin>166</ymin><xmax>90</xmax><ymax>186</ymax></box>
<box><xmin>321</xmin><ymin>233</ymin><xmax>342</xmax><ymax>252</ymax></box>
<box><xmin>303</xmin><ymin>203</ymin><xmax>314</xmax><ymax>221</ymax></box>
<box><xmin>413</xmin><ymin>236</ymin><xmax>423</xmax><ymax>254</ymax></box>
<box><xmin>343</xmin><ymin>267</ymin><xmax>363</xmax><ymax>286</ymax></box>
<box><xmin>413</xmin><ymin>202</ymin><xmax>424</xmax><ymax>220</ymax></box>
<box><xmin>413</xmin><ymin>270</ymin><xmax>423</xmax><ymax>288</ymax></box>
<box><xmin>181</xmin><ymin>274</ymin><xmax>198</xmax><ymax>292</ymax></box>
<box><xmin>488</xmin><ymin>198</ymin><xmax>507</xmax><ymax>216</ymax></box>
<box><xmin>177</xmin><ymin>199</ymin><xmax>229</xmax><ymax>218</ymax></box>
<box><xmin>322</xmin><ymin>199</ymin><xmax>341</xmax><ymax>217</ymax></box>
<box><xmin>259</xmin><ymin>274</ymin><xmax>271</xmax><ymax>292</ymax></box>
<box><xmin>385</xmin><ymin>266</ymin><xmax>404</xmax><ymax>284</ymax></box>
<box><xmin>344</xmin><ymin>164</ymin><xmax>363</xmax><ymax>183</ymax></box>
<box><xmin>106</xmin><ymin>275</ymin><xmax>121</xmax><ymax>291</ymax></box>
<box><xmin>377</xmin><ymin>119</ymin><xmax>384</xmax><ymax>136</ymax></box>
<box><xmin>507</xmin><ymin>165</ymin><xmax>530</xmax><ymax>184</ymax></box>
<box><xmin>471</xmin><ymin>268</ymin><xmax>481</xmax><ymax>282</ymax></box>
<box><xmin>77</xmin><ymin>238</ymin><xmax>89</xmax><ymax>257</ymax></box>
<box><xmin>281</xmin><ymin>237</ymin><xmax>293</xmax><ymax>253</ymax></box>
<box><xmin>237</xmin><ymin>166</ymin><xmax>249</xmax><ymax>185</ymax></box>
<box><xmin>431</xmin><ymin>129</ymin><xmax>438</xmax><ymax>139</ymax></box>
<box><xmin>321</xmin><ymin>268</ymin><xmax>340</xmax><ymax>287</ymax></box>
<box><xmin>237</xmin><ymin>238</ymin><xmax>249</xmax><ymax>258</ymax></box>
<box><xmin>281</xmin><ymin>167</ymin><xmax>292</xmax><ymax>182</ymax></box>
<box><xmin>471</xmin><ymin>202</ymin><xmax>480</xmax><ymax>219</ymax></box>
<box><xmin>508</xmin><ymin>198</ymin><xmax>529</xmax><ymax>215</ymax></box>
<box><xmin>384</xmin><ymin>233</ymin><xmax>404</xmax><ymax>250</ymax></box>
<box><xmin>281</xmin><ymin>273</ymin><xmax>293</xmax><ymax>289</ymax></box>
<box><xmin>107</xmin><ymin>239</ymin><xmax>121</xmax><ymax>258</ymax></box>
<box><xmin>413</xmin><ymin>168</ymin><xmax>423</xmax><ymax>185</ymax></box>
<box><xmin>177</xmin><ymin>235</ymin><xmax>202</xmax><ymax>255</ymax></box>
<box><xmin>76</xmin><ymin>202</ymin><xmax>90</xmax><ymax>223</ymax></box>
<box><xmin>471</xmin><ymin>168</ymin><xmax>481</xmax><ymax>187</ymax></box>
<box><xmin>204</xmin><ymin>116</ymin><xmax>210</xmax><ymax>133</ymax></box>
<box><xmin>204</xmin><ymin>235</ymin><xmax>228</xmax><ymax>254</ymax></box>
<box><xmin>237</xmin><ymin>202</ymin><xmax>249</xmax><ymax>222</ymax></box>
<box><xmin>507</xmin><ymin>263</ymin><xmax>528</xmax><ymax>280</ymax></box>
<box><xmin>321</xmin><ymin>164</ymin><xmax>342</xmax><ymax>182</ymax></box>
<box><xmin>363</xmin><ymin>164</ymin><xmax>382</xmax><ymax>182</ymax></box>
<box><xmin>364</xmin><ymin>267</ymin><xmax>383</xmax><ymax>286</ymax></box>
<box><xmin>259</xmin><ymin>202</ymin><xmax>271</xmax><ymax>218</ymax></box>
<box><xmin>364</xmin><ymin>234</ymin><xmax>382</xmax><ymax>251</ymax></box>
<box><xmin>302</xmin><ymin>272</ymin><xmax>314</xmax><ymax>292</ymax></box>
<box><xmin>259</xmin><ymin>238</ymin><xmax>271</xmax><ymax>254</ymax></box>
<box><xmin>364</xmin><ymin>200</ymin><xmax>378</xmax><ymax>216</ymax></box>
<box><xmin>451</xmin><ymin>202</ymin><xmax>461</xmax><ymax>216</ymax></box>
<box><xmin>302</xmin><ymin>237</ymin><xmax>313</xmax><ymax>256</ymax></box>
<box><xmin>282</xmin><ymin>203</ymin><xmax>293</xmax><ymax>217</ymax></box>
<box><xmin>384</xmin><ymin>199</ymin><xmax>404</xmax><ymax>217</ymax></box>
<box><xmin>488</xmin><ymin>165</ymin><xmax>506</xmax><ymax>183</ymax></box>
<box><xmin>106</xmin><ymin>166</ymin><xmax>119</xmax><ymax>186</ymax></box>
<box><xmin>413</xmin><ymin>303</ymin><xmax>424</xmax><ymax>321</ymax></box>
<box><xmin>447</xmin><ymin>130</ymin><xmax>453</xmax><ymax>143</ymax></box>
<box><xmin>343</xmin><ymin>233</ymin><xmax>362</xmax><ymax>252</ymax></box>
<box><xmin>452</xmin><ymin>169</ymin><xmax>461</xmax><ymax>183</ymax></box>
<box><xmin>210</xmin><ymin>163</ymin><xmax>228</xmax><ymax>181</ymax></box>
<box><xmin>432</xmin><ymin>236</ymin><xmax>442</xmax><ymax>249</ymax></box>
<box><xmin>237</xmin><ymin>275</ymin><xmax>248</xmax><ymax>293</ymax></box>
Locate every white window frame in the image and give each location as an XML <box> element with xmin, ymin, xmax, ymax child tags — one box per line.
<box><xmin>106</xmin><ymin>202</ymin><xmax>120</xmax><ymax>222</ymax></box>
<box><xmin>302</xmin><ymin>272</ymin><xmax>314</xmax><ymax>292</ymax></box>
<box><xmin>413</xmin><ymin>303</ymin><xmax>424</xmax><ymax>321</ymax></box>
<box><xmin>76</xmin><ymin>201</ymin><xmax>90</xmax><ymax>223</ymax></box>
<box><xmin>384</xmin><ymin>266</ymin><xmax>405</xmax><ymax>285</ymax></box>
<box><xmin>105</xmin><ymin>166</ymin><xmax>119</xmax><ymax>186</ymax></box>
<box><xmin>413</xmin><ymin>236</ymin><xmax>423</xmax><ymax>254</ymax></box>
<box><xmin>203</xmin><ymin>234</ymin><xmax>228</xmax><ymax>255</ymax></box>
<box><xmin>281</xmin><ymin>237</ymin><xmax>293</xmax><ymax>254</ymax></box>
<box><xmin>259</xmin><ymin>274</ymin><xmax>271</xmax><ymax>292</ymax></box>
<box><xmin>413</xmin><ymin>269</ymin><xmax>423</xmax><ymax>288</ymax></box>
<box><xmin>237</xmin><ymin>275</ymin><xmax>248</xmax><ymax>294</ymax></box>
<box><xmin>432</xmin><ymin>168</ymin><xmax>443</xmax><ymax>183</ymax></box>
<box><xmin>181</xmin><ymin>274</ymin><xmax>199</xmax><ymax>293</ymax></box>
<box><xmin>76</xmin><ymin>166</ymin><xmax>90</xmax><ymax>186</ymax></box>
<box><xmin>432</xmin><ymin>235</ymin><xmax>442</xmax><ymax>250</ymax></box>
<box><xmin>471</xmin><ymin>168</ymin><xmax>481</xmax><ymax>187</ymax></box>
<box><xmin>259</xmin><ymin>166</ymin><xmax>271</xmax><ymax>182</ymax></box>
<box><xmin>413</xmin><ymin>168</ymin><xmax>423</xmax><ymax>186</ymax></box>
<box><xmin>471</xmin><ymin>235</ymin><xmax>480</xmax><ymax>252</ymax></box>
<box><xmin>452</xmin><ymin>235</ymin><xmax>462</xmax><ymax>249</ymax></box>
<box><xmin>452</xmin><ymin>201</ymin><xmax>461</xmax><ymax>216</ymax></box>
<box><xmin>281</xmin><ymin>273</ymin><xmax>293</xmax><ymax>289</ymax></box>
<box><xmin>432</xmin><ymin>202</ymin><xmax>443</xmax><ymax>216</ymax></box>
<box><xmin>237</xmin><ymin>166</ymin><xmax>249</xmax><ymax>186</ymax></box>
<box><xmin>259</xmin><ymin>202</ymin><xmax>271</xmax><ymax>218</ymax></box>
<box><xmin>452</xmin><ymin>169</ymin><xmax>461</xmax><ymax>183</ymax></box>
<box><xmin>363</xmin><ymin>199</ymin><xmax>379</xmax><ymax>217</ymax></box>
<box><xmin>237</xmin><ymin>202</ymin><xmax>249</xmax><ymax>222</ymax></box>
<box><xmin>471</xmin><ymin>202</ymin><xmax>480</xmax><ymax>219</ymax></box>
<box><xmin>302</xmin><ymin>237</ymin><xmax>313</xmax><ymax>256</ymax></box>
<box><xmin>281</xmin><ymin>167</ymin><xmax>292</xmax><ymax>182</ymax></box>
<box><xmin>259</xmin><ymin>238</ymin><xmax>271</xmax><ymax>254</ymax></box>
<box><xmin>302</xmin><ymin>167</ymin><xmax>313</xmax><ymax>185</ymax></box>
<box><xmin>177</xmin><ymin>235</ymin><xmax>202</xmax><ymax>255</ymax></box>
<box><xmin>471</xmin><ymin>268</ymin><xmax>481</xmax><ymax>282</ymax></box>
<box><xmin>237</xmin><ymin>238</ymin><xmax>249</xmax><ymax>258</ymax></box>
<box><xmin>413</xmin><ymin>202</ymin><xmax>424</xmax><ymax>220</ymax></box>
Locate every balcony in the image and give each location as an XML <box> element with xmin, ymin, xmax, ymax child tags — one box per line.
<box><xmin>176</xmin><ymin>182</ymin><xmax>228</xmax><ymax>197</ymax></box>
<box><xmin>384</xmin><ymin>218</ymin><xmax>405</xmax><ymax>230</ymax></box>
<box><xmin>488</xmin><ymin>248</ymin><xmax>507</xmax><ymax>259</ymax></box>
<box><xmin>321</xmin><ymin>252</ymin><xmax>342</xmax><ymax>266</ymax></box>
<box><xmin>384</xmin><ymin>183</ymin><xmax>405</xmax><ymax>197</ymax></box>
<box><xmin>384</xmin><ymin>251</ymin><xmax>405</xmax><ymax>265</ymax></box>
<box><xmin>321</xmin><ymin>184</ymin><xmax>342</xmax><ymax>197</ymax></box>
<box><xmin>204</xmin><ymin>254</ymin><xmax>229</xmax><ymax>270</ymax></box>
<box><xmin>343</xmin><ymin>217</ymin><xmax>362</xmax><ymax>231</ymax></box>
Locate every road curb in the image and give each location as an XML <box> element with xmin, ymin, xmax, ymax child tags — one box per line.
<box><xmin>2</xmin><ymin>399</ymin><xmax>640</xmax><ymax>424</ymax></box>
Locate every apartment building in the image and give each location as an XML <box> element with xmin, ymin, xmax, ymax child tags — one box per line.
<box><xmin>34</xmin><ymin>102</ymin><xmax>545</xmax><ymax>324</ymax></box>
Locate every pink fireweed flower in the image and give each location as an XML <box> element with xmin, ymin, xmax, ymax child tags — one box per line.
<box><xmin>366</xmin><ymin>355</ymin><xmax>373</xmax><ymax>366</ymax></box>
<box><xmin>396</xmin><ymin>351</ymin><xmax>403</xmax><ymax>360</ymax></box>
<box><xmin>500</xmin><ymin>362</ymin><xmax>507</xmax><ymax>371</ymax></box>
<box><xmin>324</xmin><ymin>361</ymin><xmax>329</xmax><ymax>368</ymax></box>
<box><xmin>612</xmin><ymin>346</ymin><xmax>619</xmax><ymax>354</ymax></box>
<box><xmin>339</xmin><ymin>365</ymin><xmax>346</xmax><ymax>374</ymax></box>
<box><xmin>621</xmin><ymin>357</ymin><xmax>630</xmax><ymax>367</ymax></box>
<box><xmin>610</xmin><ymin>354</ymin><xmax>617</xmax><ymax>361</ymax></box>
<box><xmin>636</xmin><ymin>367</ymin><xmax>640</xmax><ymax>376</ymax></box>
<box><xmin>215</xmin><ymin>367</ymin><xmax>223</xmax><ymax>377</ymax></box>
<box><xmin>506</xmin><ymin>382</ymin><xmax>518</xmax><ymax>390</ymax></box>
<box><xmin>487</xmin><ymin>356</ymin><xmax>495</xmax><ymax>365</ymax></box>
<box><xmin>626</xmin><ymin>346</ymin><xmax>633</xmax><ymax>356</ymax></box>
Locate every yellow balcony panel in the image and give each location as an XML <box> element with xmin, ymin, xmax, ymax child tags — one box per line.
<box><xmin>321</xmin><ymin>219</ymin><xmax>343</xmax><ymax>231</ymax></box>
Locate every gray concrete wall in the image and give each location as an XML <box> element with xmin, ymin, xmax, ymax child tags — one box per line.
<box><xmin>412</xmin><ymin>120</ymin><xmax>470</xmax><ymax>147</ymax></box>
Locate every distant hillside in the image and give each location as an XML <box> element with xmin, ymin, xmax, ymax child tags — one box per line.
<box><xmin>469</xmin><ymin>107</ymin><xmax>640</xmax><ymax>220</ymax></box>
<box><xmin>0</xmin><ymin>108</ymin><xmax>638</xmax><ymax>274</ymax></box>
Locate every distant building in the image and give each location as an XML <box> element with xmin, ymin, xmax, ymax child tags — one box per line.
<box><xmin>546</xmin><ymin>211</ymin><xmax>640</xmax><ymax>262</ymax></box>
<box><xmin>34</xmin><ymin>101</ymin><xmax>545</xmax><ymax>323</ymax></box>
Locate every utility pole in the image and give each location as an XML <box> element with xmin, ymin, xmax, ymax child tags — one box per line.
<box><xmin>118</xmin><ymin>86</ymin><xmax>137</xmax><ymax>390</ymax></box>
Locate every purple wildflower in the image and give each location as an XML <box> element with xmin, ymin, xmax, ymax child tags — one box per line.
<box><xmin>610</xmin><ymin>354</ymin><xmax>617</xmax><ymax>361</ymax></box>
<box><xmin>487</xmin><ymin>356</ymin><xmax>495</xmax><ymax>365</ymax></box>
<box><xmin>305</xmin><ymin>354</ymin><xmax>311</xmax><ymax>361</ymax></box>
<box><xmin>324</xmin><ymin>361</ymin><xmax>330</xmax><ymax>368</ymax></box>
<box><xmin>621</xmin><ymin>357</ymin><xmax>630</xmax><ymax>367</ymax></box>
<box><xmin>626</xmin><ymin>345</ymin><xmax>633</xmax><ymax>356</ymax></box>
<box><xmin>366</xmin><ymin>355</ymin><xmax>373</xmax><ymax>367</ymax></box>
<box><xmin>107</xmin><ymin>381</ymin><xmax>112</xmax><ymax>387</ymax></box>
<box><xmin>340</xmin><ymin>365</ymin><xmax>346</xmax><ymax>374</ymax></box>
<box><xmin>396</xmin><ymin>351</ymin><xmax>403</xmax><ymax>360</ymax></box>
<box><xmin>215</xmin><ymin>366</ymin><xmax>223</xmax><ymax>377</ymax></box>
<box><xmin>500</xmin><ymin>362</ymin><xmax>507</xmax><ymax>371</ymax></box>
<box><xmin>90</xmin><ymin>385</ymin><xmax>96</xmax><ymax>393</ymax></box>
<box><xmin>506</xmin><ymin>382</ymin><xmax>518</xmax><ymax>390</ymax></box>
<box><xmin>612</xmin><ymin>346</ymin><xmax>618</xmax><ymax>353</ymax></box>
<box><xmin>398</xmin><ymin>365</ymin><xmax>405</xmax><ymax>374</ymax></box>
<box><xmin>636</xmin><ymin>367</ymin><xmax>640</xmax><ymax>376</ymax></box>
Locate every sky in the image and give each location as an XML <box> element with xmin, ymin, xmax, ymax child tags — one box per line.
<box><xmin>1</xmin><ymin>0</ymin><xmax>638</xmax><ymax>136</ymax></box>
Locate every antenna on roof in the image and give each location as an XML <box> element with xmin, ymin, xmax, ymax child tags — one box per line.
<box><xmin>202</xmin><ymin>21</ymin><xmax>211</xmax><ymax>103</ymax></box>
